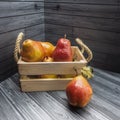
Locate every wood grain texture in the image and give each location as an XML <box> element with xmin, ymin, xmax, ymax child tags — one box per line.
<box><xmin>45</xmin><ymin>24</ymin><xmax>120</xmax><ymax>46</ymax></box>
<box><xmin>0</xmin><ymin>0</ymin><xmax>44</xmax><ymax>2</ymax></box>
<box><xmin>45</xmin><ymin>2</ymin><xmax>118</xmax><ymax>18</ymax></box>
<box><xmin>0</xmin><ymin>90</ymin><xmax>24</xmax><ymax>120</ymax></box>
<box><xmin>44</xmin><ymin>0</ymin><xmax>118</xmax><ymax>5</ymax></box>
<box><xmin>0</xmin><ymin>2</ymin><xmax>44</xmax><ymax>18</ymax></box>
<box><xmin>0</xmin><ymin>13</ymin><xmax>44</xmax><ymax>34</ymax></box>
<box><xmin>0</xmin><ymin>1</ymin><xmax>44</xmax><ymax>82</ymax></box>
<box><xmin>45</xmin><ymin>13</ymin><xmax>119</xmax><ymax>32</ymax></box>
<box><xmin>0</xmin><ymin>80</ymin><xmax>52</xmax><ymax>120</ymax></box>
<box><xmin>25</xmin><ymin>24</ymin><xmax>45</xmax><ymax>40</ymax></box>
<box><xmin>0</xmin><ymin>68</ymin><xmax>120</xmax><ymax>120</ymax></box>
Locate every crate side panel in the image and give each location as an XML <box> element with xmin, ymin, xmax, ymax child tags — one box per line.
<box><xmin>18</xmin><ymin>62</ymin><xmax>86</xmax><ymax>75</ymax></box>
<box><xmin>20</xmin><ymin>78</ymin><xmax>72</xmax><ymax>92</ymax></box>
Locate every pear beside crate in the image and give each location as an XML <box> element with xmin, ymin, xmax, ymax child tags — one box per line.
<box><xmin>18</xmin><ymin>46</ymin><xmax>87</xmax><ymax>92</ymax></box>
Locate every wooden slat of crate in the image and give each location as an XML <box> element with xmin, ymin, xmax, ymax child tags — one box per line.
<box><xmin>18</xmin><ymin>61</ymin><xmax>86</xmax><ymax>75</ymax></box>
<box><xmin>20</xmin><ymin>76</ymin><xmax>72</xmax><ymax>92</ymax></box>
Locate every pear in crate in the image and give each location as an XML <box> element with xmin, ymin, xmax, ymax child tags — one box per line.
<box><xmin>43</xmin><ymin>56</ymin><xmax>54</xmax><ymax>62</ymax></box>
<box><xmin>41</xmin><ymin>42</ymin><xmax>55</xmax><ymax>57</ymax></box>
<box><xmin>40</xmin><ymin>56</ymin><xmax>57</xmax><ymax>78</ymax></box>
<box><xmin>20</xmin><ymin>39</ymin><xmax>45</xmax><ymax>62</ymax></box>
<box><xmin>41</xmin><ymin>74</ymin><xmax>58</xmax><ymax>79</ymax></box>
<box><xmin>52</xmin><ymin>37</ymin><xmax>73</xmax><ymax>61</ymax></box>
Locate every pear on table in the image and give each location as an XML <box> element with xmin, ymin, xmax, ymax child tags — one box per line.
<box><xmin>66</xmin><ymin>75</ymin><xmax>93</xmax><ymax>107</ymax></box>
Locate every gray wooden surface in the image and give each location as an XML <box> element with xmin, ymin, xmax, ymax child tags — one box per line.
<box><xmin>0</xmin><ymin>68</ymin><xmax>120</xmax><ymax>120</ymax></box>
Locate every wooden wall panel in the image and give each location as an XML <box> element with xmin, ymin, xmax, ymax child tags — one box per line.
<box><xmin>45</xmin><ymin>3</ymin><xmax>118</xmax><ymax>18</ymax></box>
<box><xmin>25</xmin><ymin>24</ymin><xmax>45</xmax><ymax>40</ymax></box>
<box><xmin>0</xmin><ymin>1</ymin><xmax>44</xmax><ymax>81</ymax></box>
<box><xmin>1</xmin><ymin>0</ymin><xmax>44</xmax><ymax>1</ymax></box>
<box><xmin>44</xmin><ymin>1</ymin><xmax>120</xmax><ymax>73</ymax></box>
<box><xmin>0</xmin><ymin>2</ymin><xmax>44</xmax><ymax>18</ymax></box>
<box><xmin>45</xmin><ymin>24</ymin><xmax>120</xmax><ymax>46</ymax></box>
<box><xmin>45</xmin><ymin>13</ymin><xmax>119</xmax><ymax>32</ymax></box>
<box><xmin>45</xmin><ymin>0</ymin><xmax>118</xmax><ymax>5</ymax></box>
<box><xmin>0</xmin><ymin>14</ymin><xmax>44</xmax><ymax>34</ymax></box>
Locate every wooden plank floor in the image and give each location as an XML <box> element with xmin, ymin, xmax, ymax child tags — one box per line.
<box><xmin>0</xmin><ymin>68</ymin><xmax>120</xmax><ymax>120</ymax></box>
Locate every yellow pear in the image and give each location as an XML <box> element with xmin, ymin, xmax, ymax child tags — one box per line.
<box><xmin>20</xmin><ymin>39</ymin><xmax>45</xmax><ymax>62</ymax></box>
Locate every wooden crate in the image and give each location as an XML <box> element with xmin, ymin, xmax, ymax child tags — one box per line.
<box><xmin>18</xmin><ymin>46</ymin><xmax>87</xmax><ymax>92</ymax></box>
<box><xmin>14</xmin><ymin>32</ymin><xmax>93</xmax><ymax>92</ymax></box>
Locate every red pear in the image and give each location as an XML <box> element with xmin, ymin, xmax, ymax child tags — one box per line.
<box><xmin>66</xmin><ymin>75</ymin><xmax>93</xmax><ymax>107</ymax></box>
<box><xmin>52</xmin><ymin>38</ymin><xmax>73</xmax><ymax>61</ymax></box>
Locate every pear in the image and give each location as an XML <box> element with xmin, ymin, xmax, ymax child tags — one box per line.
<box><xmin>52</xmin><ymin>38</ymin><xmax>73</xmax><ymax>61</ymax></box>
<box><xmin>38</xmin><ymin>56</ymin><xmax>57</xmax><ymax>78</ymax></box>
<box><xmin>41</xmin><ymin>74</ymin><xmax>57</xmax><ymax>79</ymax></box>
<box><xmin>20</xmin><ymin>39</ymin><xmax>45</xmax><ymax>62</ymax></box>
<box><xmin>66</xmin><ymin>75</ymin><xmax>93</xmax><ymax>107</ymax></box>
<box><xmin>40</xmin><ymin>42</ymin><xmax>55</xmax><ymax>57</ymax></box>
<box><xmin>43</xmin><ymin>56</ymin><xmax>54</xmax><ymax>62</ymax></box>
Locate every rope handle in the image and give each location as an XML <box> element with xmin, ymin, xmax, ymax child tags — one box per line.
<box><xmin>75</xmin><ymin>38</ymin><xmax>93</xmax><ymax>63</ymax></box>
<box><xmin>14</xmin><ymin>33</ymin><xmax>93</xmax><ymax>63</ymax></box>
<box><xmin>14</xmin><ymin>32</ymin><xmax>24</xmax><ymax>62</ymax></box>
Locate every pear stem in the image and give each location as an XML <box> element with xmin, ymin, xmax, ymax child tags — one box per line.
<box><xmin>64</xmin><ymin>34</ymin><xmax>67</xmax><ymax>39</ymax></box>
